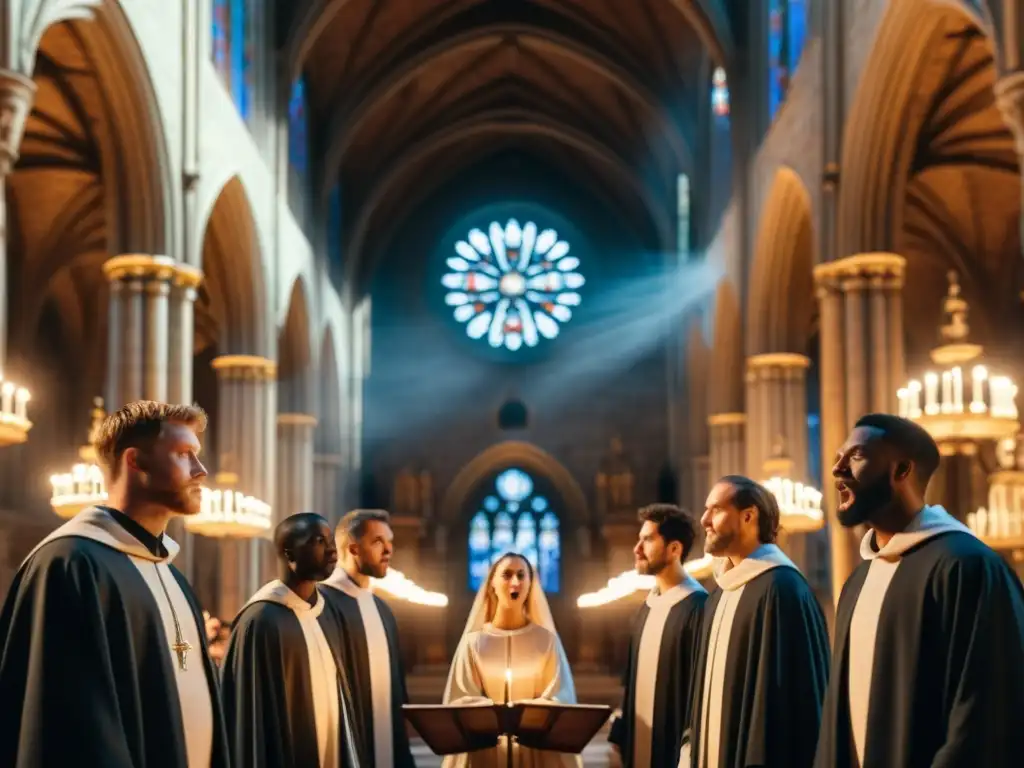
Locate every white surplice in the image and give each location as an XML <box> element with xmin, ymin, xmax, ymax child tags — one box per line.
<box><xmin>442</xmin><ymin>622</ymin><xmax>582</xmax><ymax>768</ymax></box>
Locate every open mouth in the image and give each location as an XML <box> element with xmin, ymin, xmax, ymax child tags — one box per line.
<box><xmin>510</xmin><ymin>590</ymin><xmax>521</xmax><ymax>601</ymax></box>
<box><xmin>836</xmin><ymin>481</ymin><xmax>854</xmax><ymax>512</ymax></box>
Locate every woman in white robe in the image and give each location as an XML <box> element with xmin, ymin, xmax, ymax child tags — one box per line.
<box><xmin>442</xmin><ymin>552</ymin><xmax>582</xmax><ymax>768</ymax></box>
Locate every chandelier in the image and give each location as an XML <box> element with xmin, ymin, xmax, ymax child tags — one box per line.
<box><xmin>0</xmin><ymin>375</ymin><xmax>32</xmax><ymax>447</ymax></box>
<box><xmin>576</xmin><ymin>554</ymin><xmax>714</xmax><ymax>608</ymax></box>
<box><xmin>761</xmin><ymin>438</ymin><xmax>825</xmax><ymax>533</ymax></box>
<box><xmin>184</xmin><ymin>471</ymin><xmax>272</xmax><ymax>539</ymax></box>
<box><xmin>50</xmin><ymin>398</ymin><xmax>108</xmax><ymax>519</ymax></box>
<box><xmin>897</xmin><ymin>271</ymin><xmax>1019</xmax><ymax>442</ymax></box>
<box><xmin>966</xmin><ymin>436</ymin><xmax>1024</xmax><ymax>551</ymax></box>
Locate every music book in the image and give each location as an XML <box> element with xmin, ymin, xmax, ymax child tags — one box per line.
<box><xmin>403</xmin><ymin>700</ymin><xmax>612</xmax><ymax>756</ymax></box>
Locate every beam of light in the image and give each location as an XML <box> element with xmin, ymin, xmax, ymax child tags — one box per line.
<box><xmin>576</xmin><ymin>554</ymin><xmax>715</xmax><ymax>608</ymax></box>
<box><xmin>371</xmin><ymin>567</ymin><xmax>448</xmax><ymax>606</ymax></box>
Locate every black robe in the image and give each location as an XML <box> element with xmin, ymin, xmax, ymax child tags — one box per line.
<box><xmin>221</xmin><ymin>584</ymin><xmax>366</xmax><ymax>768</ymax></box>
<box><xmin>0</xmin><ymin>514</ymin><xmax>230</xmax><ymax>768</ymax></box>
<box><xmin>320</xmin><ymin>575</ymin><xmax>415</xmax><ymax>768</ymax></box>
<box><xmin>690</xmin><ymin>556</ymin><xmax>831</xmax><ymax>768</ymax></box>
<box><xmin>814</xmin><ymin>529</ymin><xmax>1024</xmax><ymax>768</ymax></box>
<box><xmin>609</xmin><ymin>581</ymin><xmax>707</xmax><ymax>767</ymax></box>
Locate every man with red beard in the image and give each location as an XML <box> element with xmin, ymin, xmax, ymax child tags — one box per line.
<box><xmin>0</xmin><ymin>401</ymin><xmax>230</xmax><ymax>767</ymax></box>
<box><xmin>815</xmin><ymin>413</ymin><xmax>1024</xmax><ymax>768</ymax></box>
<box><xmin>320</xmin><ymin>509</ymin><xmax>415</xmax><ymax>768</ymax></box>
<box><xmin>689</xmin><ymin>475</ymin><xmax>830</xmax><ymax>768</ymax></box>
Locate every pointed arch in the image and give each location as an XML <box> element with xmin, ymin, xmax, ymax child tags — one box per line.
<box><xmin>278</xmin><ymin>276</ymin><xmax>315</xmax><ymax>415</ymax></box>
<box><xmin>746</xmin><ymin>167</ymin><xmax>815</xmax><ymax>355</ymax></box>
<box><xmin>197</xmin><ymin>175</ymin><xmax>267</xmax><ymax>357</ymax></box>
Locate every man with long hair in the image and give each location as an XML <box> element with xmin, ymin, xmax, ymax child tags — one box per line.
<box><xmin>609</xmin><ymin>504</ymin><xmax>707</xmax><ymax>767</ymax></box>
<box><xmin>815</xmin><ymin>414</ymin><xmax>1024</xmax><ymax>767</ymax></box>
<box><xmin>320</xmin><ymin>509</ymin><xmax>415</xmax><ymax>768</ymax></box>
<box><xmin>0</xmin><ymin>401</ymin><xmax>230</xmax><ymax>767</ymax></box>
<box><xmin>690</xmin><ymin>475</ymin><xmax>830</xmax><ymax>768</ymax></box>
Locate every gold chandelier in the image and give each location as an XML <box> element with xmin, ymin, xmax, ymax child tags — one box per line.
<box><xmin>966</xmin><ymin>436</ymin><xmax>1024</xmax><ymax>551</ymax></box>
<box><xmin>184</xmin><ymin>471</ymin><xmax>272</xmax><ymax>539</ymax></box>
<box><xmin>897</xmin><ymin>272</ymin><xmax>1019</xmax><ymax>442</ymax></box>
<box><xmin>50</xmin><ymin>398</ymin><xmax>107</xmax><ymax>519</ymax></box>
<box><xmin>0</xmin><ymin>375</ymin><xmax>32</xmax><ymax>447</ymax></box>
<box><xmin>761</xmin><ymin>439</ymin><xmax>825</xmax><ymax>533</ymax></box>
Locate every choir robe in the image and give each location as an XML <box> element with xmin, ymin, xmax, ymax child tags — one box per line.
<box><xmin>815</xmin><ymin>505</ymin><xmax>1024</xmax><ymax>768</ymax></box>
<box><xmin>609</xmin><ymin>574</ymin><xmax>707</xmax><ymax>768</ymax></box>
<box><xmin>320</xmin><ymin>568</ymin><xmax>415</xmax><ymax>768</ymax></box>
<box><xmin>222</xmin><ymin>580</ymin><xmax>364</xmax><ymax>768</ymax></box>
<box><xmin>690</xmin><ymin>544</ymin><xmax>830</xmax><ymax>768</ymax></box>
<box><xmin>0</xmin><ymin>506</ymin><xmax>228</xmax><ymax>768</ymax></box>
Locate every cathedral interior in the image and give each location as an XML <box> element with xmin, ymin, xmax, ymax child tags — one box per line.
<box><xmin>1</xmin><ymin>0</ymin><xmax>1023</xmax><ymax>763</ymax></box>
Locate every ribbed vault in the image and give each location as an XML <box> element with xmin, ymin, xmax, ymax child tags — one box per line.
<box><xmin>284</xmin><ymin>0</ymin><xmax>728</xmax><ymax>292</ymax></box>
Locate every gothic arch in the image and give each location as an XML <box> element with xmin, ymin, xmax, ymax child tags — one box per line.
<box><xmin>706</xmin><ymin>279</ymin><xmax>743</xmax><ymax>415</ymax></box>
<box><xmin>746</xmin><ymin>167</ymin><xmax>815</xmax><ymax>355</ymax></box>
<box><xmin>836</xmin><ymin>0</ymin><xmax>1011</xmax><ymax>259</ymax></box>
<box><xmin>440</xmin><ymin>441</ymin><xmax>589</xmax><ymax>529</ymax></box>
<box><xmin>278</xmin><ymin>276</ymin><xmax>316</xmax><ymax>416</ymax></box>
<box><xmin>196</xmin><ymin>176</ymin><xmax>268</xmax><ymax>357</ymax></box>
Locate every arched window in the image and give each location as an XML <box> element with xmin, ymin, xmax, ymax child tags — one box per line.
<box><xmin>769</xmin><ymin>0</ymin><xmax>809</xmax><ymax>119</ymax></box>
<box><xmin>211</xmin><ymin>0</ymin><xmax>252</xmax><ymax>120</ymax></box>
<box><xmin>443</xmin><ymin>219</ymin><xmax>585</xmax><ymax>352</ymax></box>
<box><xmin>711</xmin><ymin>66</ymin><xmax>730</xmax><ymax>122</ymax></box>
<box><xmin>467</xmin><ymin>468</ymin><xmax>561</xmax><ymax>594</ymax></box>
<box><xmin>288</xmin><ymin>78</ymin><xmax>308</xmax><ymax>176</ymax></box>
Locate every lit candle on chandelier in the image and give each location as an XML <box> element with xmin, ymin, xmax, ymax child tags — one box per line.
<box><xmin>971</xmin><ymin>366</ymin><xmax>987</xmax><ymax>413</ymax></box>
<box><xmin>504</xmin><ymin>666</ymin><xmax>513</xmax><ymax>706</ymax></box>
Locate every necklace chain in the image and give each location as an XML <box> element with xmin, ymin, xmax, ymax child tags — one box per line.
<box><xmin>154</xmin><ymin>563</ymin><xmax>192</xmax><ymax>672</ymax></box>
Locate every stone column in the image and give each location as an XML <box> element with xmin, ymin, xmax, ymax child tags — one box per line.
<box><xmin>0</xmin><ymin>70</ymin><xmax>36</xmax><ymax>382</ymax></box>
<box><xmin>103</xmin><ymin>256</ymin><xmax>200</xmax><ymax>408</ymax></box>
<box><xmin>707</xmin><ymin>413</ymin><xmax>746</xmax><ymax>482</ymax></box>
<box><xmin>813</xmin><ymin>253</ymin><xmax>906</xmax><ymax>601</ymax></box>
<box><xmin>313</xmin><ymin>453</ymin><xmax>344</xmax><ymax>523</ymax></box>
<box><xmin>745</xmin><ymin>354</ymin><xmax>811</xmax><ymax>481</ymax></box>
<box><xmin>209</xmin><ymin>354</ymin><xmax>278</xmax><ymax>618</ymax></box>
<box><xmin>276</xmin><ymin>413</ymin><xmax>317</xmax><ymax>521</ymax></box>
<box><xmin>167</xmin><ymin>273</ymin><xmax>201</xmax><ymax>404</ymax></box>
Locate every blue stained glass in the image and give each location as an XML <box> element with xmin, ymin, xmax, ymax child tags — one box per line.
<box><xmin>467</xmin><ymin>468</ymin><xmax>561</xmax><ymax>593</ymax></box>
<box><xmin>443</xmin><ymin>219</ymin><xmax>584</xmax><ymax>351</ymax></box>
<box><xmin>711</xmin><ymin>67</ymin><xmax>730</xmax><ymax>122</ymax></box>
<box><xmin>212</xmin><ymin>0</ymin><xmax>230</xmax><ymax>81</ymax></box>
<box><xmin>768</xmin><ymin>0</ymin><xmax>786</xmax><ymax>119</ymax></box>
<box><xmin>289</xmin><ymin>78</ymin><xmax>308</xmax><ymax>176</ymax></box>
<box><xmin>787</xmin><ymin>0</ymin><xmax>807</xmax><ymax>78</ymax></box>
<box><xmin>230</xmin><ymin>0</ymin><xmax>251</xmax><ymax>120</ymax></box>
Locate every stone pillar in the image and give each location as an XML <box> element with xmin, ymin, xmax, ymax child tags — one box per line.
<box><xmin>0</xmin><ymin>70</ymin><xmax>36</xmax><ymax>378</ymax></box>
<box><xmin>103</xmin><ymin>256</ymin><xmax>201</xmax><ymax>408</ymax></box>
<box><xmin>276</xmin><ymin>413</ymin><xmax>317</xmax><ymax>521</ymax></box>
<box><xmin>813</xmin><ymin>253</ymin><xmax>906</xmax><ymax>602</ymax></box>
<box><xmin>745</xmin><ymin>354</ymin><xmax>811</xmax><ymax>481</ymax></box>
<box><xmin>209</xmin><ymin>354</ymin><xmax>278</xmax><ymax>618</ymax></box>
<box><xmin>313</xmin><ymin>453</ymin><xmax>344</xmax><ymax>523</ymax></box>
<box><xmin>707</xmin><ymin>413</ymin><xmax>746</xmax><ymax>482</ymax></box>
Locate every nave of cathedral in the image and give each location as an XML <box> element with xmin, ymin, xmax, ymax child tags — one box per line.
<box><xmin>1</xmin><ymin>1</ymin><xmax>1023</xmax><ymax>766</ymax></box>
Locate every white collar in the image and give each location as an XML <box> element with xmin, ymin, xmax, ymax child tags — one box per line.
<box><xmin>860</xmin><ymin>505</ymin><xmax>972</xmax><ymax>560</ymax></box>
<box><xmin>321</xmin><ymin>566</ymin><xmax>374</xmax><ymax>599</ymax></box>
<box><xmin>645</xmin><ymin>573</ymin><xmax>706</xmax><ymax>608</ymax></box>
<box><xmin>24</xmin><ymin>506</ymin><xmax>180</xmax><ymax>566</ymax></box>
<box><xmin>714</xmin><ymin>543</ymin><xmax>797</xmax><ymax>591</ymax></box>
<box><xmin>241</xmin><ymin>579</ymin><xmax>325</xmax><ymax>619</ymax></box>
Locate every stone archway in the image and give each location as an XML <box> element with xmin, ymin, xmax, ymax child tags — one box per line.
<box><xmin>746</xmin><ymin>166</ymin><xmax>815</xmax><ymax>356</ymax></box>
<box><xmin>440</xmin><ymin>440</ymin><xmax>590</xmax><ymax>658</ymax></box>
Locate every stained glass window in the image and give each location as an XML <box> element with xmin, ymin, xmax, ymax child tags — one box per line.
<box><xmin>711</xmin><ymin>67</ymin><xmax>730</xmax><ymax>120</ymax></box>
<box><xmin>443</xmin><ymin>219</ymin><xmax>584</xmax><ymax>351</ymax></box>
<box><xmin>211</xmin><ymin>0</ymin><xmax>252</xmax><ymax>121</ymax></box>
<box><xmin>289</xmin><ymin>78</ymin><xmax>308</xmax><ymax>176</ymax></box>
<box><xmin>769</xmin><ymin>1</ymin><xmax>808</xmax><ymax>120</ymax></box>
<box><xmin>212</xmin><ymin>0</ymin><xmax>231</xmax><ymax>83</ymax></box>
<box><xmin>467</xmin><ymin>468</ymin><xmax>561</xmax><ymax>594</ymax></box>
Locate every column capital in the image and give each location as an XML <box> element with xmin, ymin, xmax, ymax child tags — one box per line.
<box><xmin>277</xmin><ymin>412</ymin><xmax>318</xmax><ymax>428</ymax></box>
<box><xmin>995</xmin><ymin>72</ymin><xmax>1024</xmax><ymax>156</ymax></box>
<box><xmin>812</xmin><ymin>252</ymin><xmax>906</xmax><ymax>289</ymax></box>
<box><xmin>746</xmin><ymin>353</ymin><xmax>811</xmax><ymax>371</ymax></box>
<box><xmin>211</xmin><ymin>354</ymin><xmax>277</xmax><ymax>380</ymax></box>
<box><xmin>103</xmin><ymin>254</ymin><xmax>203</xmax><ymax>288</ymax></box>
<box><xmin>707</xmin><ymin>412</ymin><xmax>746</xmax><ymax>427</ymax></box>
<box><xmin>0</xmin><ymin>68</ymin><xmax>36</xmax><ymax>175</ymax></box>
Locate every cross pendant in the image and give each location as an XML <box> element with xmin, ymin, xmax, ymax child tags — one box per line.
<box><xmin>172</xmin><ymin>640</ymin><xmax>193</xmax><ymax>672</ymax></box>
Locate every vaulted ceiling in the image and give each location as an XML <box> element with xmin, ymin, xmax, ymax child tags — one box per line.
<box><xmin>285</xmin><ymin>0</ymin><xmax>733</xmax><ymax>285</ymax></box>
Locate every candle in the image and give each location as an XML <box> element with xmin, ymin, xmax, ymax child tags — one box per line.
<box><xmin>951</xmin><ymin>367</ymin><xmax>963</xmax><ymax>413</ymax></box>
<box><xmin>941</xmin><ymin>371</ymin><xmax>952</xmax><ymax>414</ymax></box>
<box><xmin>971</xmin><ymin>366</ymin><xmax>986</xmax><ymax>413</ymax></box>
<box><xmin>504</xmin><ymin>667</ymin><xmax>513</xmax><ymax>706</ymax></box>
<box><xmin>924</xmin><ymin>373</ymin><xmax>939</xmax><ymax>415</ymax></box>
<box><xmin>909</xmin><ymin>381</ymin><xmax>922</xmax><ymax>417</ymax></box>
<box><xmin>897</xmin><ymin>388</ymin><xmax>908</xmax><ymax>418</ymax></box>
<box><xmin>1</xmin><ymin>382</ymin><xmax>13</xmax><ymax>418</ymax></box>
